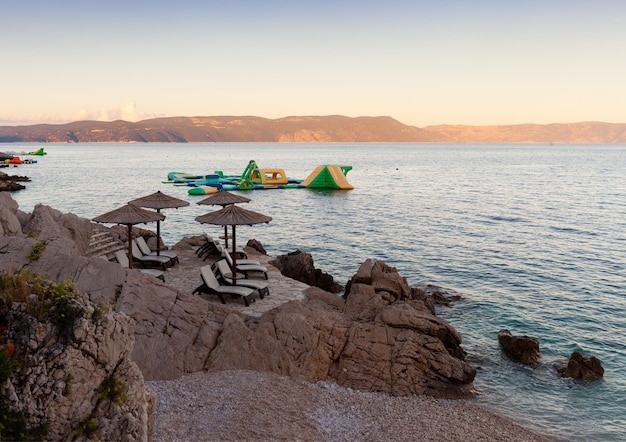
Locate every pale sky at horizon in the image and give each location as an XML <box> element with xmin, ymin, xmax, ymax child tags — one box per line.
<box><xmin>1</xmin><ymin>0</ymin><xmax>625</xmax><ymax>127</ymax></box>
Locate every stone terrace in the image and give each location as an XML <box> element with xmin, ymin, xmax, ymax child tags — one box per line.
<box><xmin>160</xmin><ymin>246</ymin><xmax>311</xmax><ymax>318</ymax></box>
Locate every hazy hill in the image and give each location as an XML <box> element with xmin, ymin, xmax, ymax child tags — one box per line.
<box><xmin>1</xmin><ymin>115</ymin><xmax>625</xmax><ymax>143</ymax></box>
<box><xmin>0</xmin><ymin>115</ymin><xmax>437</xmax><ymax>143</ymax></box>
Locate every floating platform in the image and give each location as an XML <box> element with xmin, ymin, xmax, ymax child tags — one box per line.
<box><xmin>165</xmin><ymin>160</ymin><xmax>354</xmax><ymax>195</ymax></box>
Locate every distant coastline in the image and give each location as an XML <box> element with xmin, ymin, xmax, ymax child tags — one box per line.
<box><xmin>1</xmin><ymin>115</ymin><xmax>626</xmax><ymax>144</ymax></box>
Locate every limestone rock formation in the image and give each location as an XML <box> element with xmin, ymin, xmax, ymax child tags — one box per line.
<box><xmin>498</xmin><ymin>329</ymin><xmax>541</xmax><ymax>366</ymax></box>
<box><xmin>1</xmin><ymin>194</ymin><xmax>476</xmax><ymax>410</ymax></box>
<box><xmin>269</xmin><ymin>250</ymin><xmax>344</xmax><ymax>293</ymax></box>
<box><xmin>246</xmin><ymin>238</ymin><xmax>267</xmax><ymax>255</ymax></box>
<box><xmin>556</xmin><ymin>351</ymin><xmax>604</xmax><ymax>380</ymax></box>
<box><xmin>0</xmin><ymin>193</ymin><xmax>22</xmax><ymax>236</ymax></box>
<box><xmin>1</xmin><ymin>278</ymin><xmax>154</xmax><ymax>440</ymax></box>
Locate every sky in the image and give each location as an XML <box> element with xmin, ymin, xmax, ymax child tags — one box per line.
<box><xmin>1</xmin><ymin>0</ymin><xmax>625</xmax><ymax>127</ymax></box>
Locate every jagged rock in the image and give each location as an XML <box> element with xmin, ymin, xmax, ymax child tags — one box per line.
<box><xmin>269</xmin><ymin>250</ymin><xmax>344</xmax><ymax>293</ymax></box>
<box><xmin>0</xmin><ymin>171</ymin><xmax>30</xmax><ymax>192</ymax></box>
<box><xmin>0</xmin><ymin>180</ymin><xmax>26</xmax><ymax>191</ymax></box>
<box><xmin>409</xmin><ymin>287</ymin><xmax>436</xmax><ymax>314</ymax></box>
<box><xmin>498</xmin><ymin>329</ymin><xmax>541</xmax><ymax>366</ymax></box>
<box><xmin>0</xmin><ymin>193</ymin><xmax>22</xmax><ymax>236</ymax></box>
<box><xmin>3</xmin><ymin>282</ymin><xmax>154</xmax><ymax>440</ymax></box>
<box><xmin>246</xmin><ymin>238</ymin><xmax>267</xmax><ymax>255</ymax></box>
<box><xmin>1</xmin><ymin>193</ymin><xmax>477</xmax><ymax>409</ymax></box>
<box><xmin>556</xmin><ymin>351</ymin><xmax>604</xmax><ymax>380</ymax></box>
<box><xmin>21</xmin><ymin>203</ymin><xmax>92</xmax><ymax>256</ymax></box>
<box><xmin>171</xmin><ymin>234</ymin><xmax>205</xmax><ymax>250</ymax></box>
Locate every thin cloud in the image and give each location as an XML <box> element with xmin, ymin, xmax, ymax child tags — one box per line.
<box><xmin>73</xmin><ymin>102</ymin><xmax>163</xmax><ymax>122</ymax></box>
<box><xmin>0</xmin><ymin>102</ymin><xmax>163</xmax><ymax>126</ymax></box>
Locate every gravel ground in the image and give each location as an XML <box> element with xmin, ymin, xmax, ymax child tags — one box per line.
<box><xmin>147</xmin><ymin>370</ymin><xmax>552</xmax><ymax>442</ymax></box>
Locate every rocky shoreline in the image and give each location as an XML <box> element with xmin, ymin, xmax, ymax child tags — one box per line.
<box><xmin>0</xmin><ymin>193</ymin><xmax>553</xmax><ymax>440</ymax></box>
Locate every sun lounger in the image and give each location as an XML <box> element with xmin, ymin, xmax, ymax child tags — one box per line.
<box><xmin>114</xmin><ymin>250</ymin><xmax>165</xmax><ymax>281</ymax></box>
<box><xmin>205</xmin><ymin>236</ymin><xmax>248</xmax><ymax>259</ymax></box>
<box><xmin>195</xmin><ymin>235</ymin><xmax>221</xmax><ymax>260</ymax></box>
<box><xmin>221</xmin><ymin>250</ymin><xmax>268</xmax><ymax>280</ymax></box>
<box><xmin>213</xmin><ymin>259</ymin><xmax>269</xmax><ymax>298</ymax></box>
<box><xmin>215</xmin><ymin>243</ymin><xmax>260</xmax><ymax>265</ymax></box>
<box><xmin>131</xmin><ymin>241</ymin><xmax>173</xmax><ymax>270</ymax></box>
<box><xmin>135</xmin><ymin>236</ymin><xmax>179</xmax><ymax>264</ymax></box>
<box><xmin>193</xmin><ymin>264</ymin><xmax>257</xmax><ymax>306</ymax></box>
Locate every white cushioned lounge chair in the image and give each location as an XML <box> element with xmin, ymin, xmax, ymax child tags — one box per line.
<box><xmin>131</xmin><ymin>240</ymin><xmax>173</xmax><ymax>270</ymax></box>
<box><xmin>221</xmin><ymin>249</ymin><xmax>268</xmax><ymax>280</ymax></box>
<box><xmin>114</xmin><ymin>250</ymin><xmax>165</xmax><ymax>281</ymax></box>
<box><xmin>193</xmin><ymin>264</ymin><xmax>257</xmax><ymax>306</ymax></box>
<box><xmin>135</xmin><ymin>236</ymin><xmax>179</xmax><ymax>265</ymax></box>
<box><xmin>213</xmin><ymin>258</ymin><xmax>269</xmax><ymax>298</ymax></box>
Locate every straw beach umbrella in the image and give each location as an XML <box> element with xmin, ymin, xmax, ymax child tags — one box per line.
<box><xmin>93</xmin><ymin>204</ymin><xmax>165</xmax><ymax>269</ymax></box>
<box><xmin>197</xmin><ymin>190</ymin><xmax>251</xmax><ymax>248</ymax></box>
<box><xmin>195</xmin><ymin>204</ymin><xmax>271</xmax><ymax>280</ymax></box>
<box><xmin>128</xmin><ymin>190</ymin><xmax>189</xmax><ymax>255</ymax></box>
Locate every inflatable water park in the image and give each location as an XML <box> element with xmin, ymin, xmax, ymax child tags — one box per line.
<box><xmin>1</xmin><ymin>148</ymin><xmax>46</xmax><ymax>166</ymax></box>
<box><xmin>166</xmin><ymin>160</ymin><xmax>354</xmax><ymax>195</ymax></box>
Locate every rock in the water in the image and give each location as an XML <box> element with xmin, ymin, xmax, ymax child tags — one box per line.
<box><xmin>498</xmin><ymin>329</ymin><xmax>541</xmax><ymax>366</ymax></box>
<box><xmin>557</xmin><ymin>351</ymin><xmax>604</xmax><ymax>380</ymax></box>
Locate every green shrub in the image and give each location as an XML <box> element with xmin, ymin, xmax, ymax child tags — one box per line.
<box><xmin>49</xmin><ymin>297</ymin><xmax>83</xmax><ymax>342</ymax></box>
<box><xmin>98</xmin><ymin>374</ymin><xmax>127</xmax><ymax>406</ymax></box>
<box><xmin>0</xmin><ymin>352</ymin><xmax>18</xmax><ymax>386</ymax></box>
<box><xmin>73</xmin><ymin>414</ymin><xmax>98</xmax><ymax>438</ymax></box>
<box><xmin>0</xmin><ymin>402</ymin><xmax>48</xmax><ymax>441</ymax></box>
<box><xmin>0</xmin><ymin>273</ymin><xmax>82</xmax><ymax>340</ymax></box>
<box><xmin>28</xmin><ymin>241</ymin><xmax>47</xmax><ymax>262</ymax></box>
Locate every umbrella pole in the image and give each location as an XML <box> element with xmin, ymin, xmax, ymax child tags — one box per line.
<box><xmin>127</xmin><ymin>224</ymin><xmax>133</xmax><ymax>269</ymax></box>
<box><xmin>156</xmin><ymin>210</ymin><xmax>161</xmax><ymax>256</ymax></box>
<box><xmin>231</xmin><ymin>225</ymin><xmax>237</xmax><ymax>286</ymax></box>
<box><xmin>224</xmin><ymin>225</ymin><xmax>229</xmax><ymax>249</ymax></box>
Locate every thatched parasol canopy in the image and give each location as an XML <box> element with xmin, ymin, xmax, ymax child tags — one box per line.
<box><xmin>195</xmin><ymin>204</ymin><xmax>271</xmax><ymax>280</ymax></box>
<box><xmin>93</xmin><ymin>204</ymin><xmax>165</xmax><ymax>268</ymax></box>
<box><xmin>129</xmin><ymin>190</ymin><xmax>190</xmax><ymax>255</ymax></box>
<box><xmin>195</xmin><ymin>204</ymin><xmax>271</xmax><ymax>226</ymax></box>
<box><xmin>197</xmin><ymin>191</ymin><xmax>251</xmax><ymax>247</ymax></box>
<box><xmin>129</xmin><ymin>190</ymin><xmax>190</xmax><ymax>210</ymax></box>
<box><xmin>197</xmin><ymin>190</ymin><xmax>251</xmax><ymax>207</ymax></box>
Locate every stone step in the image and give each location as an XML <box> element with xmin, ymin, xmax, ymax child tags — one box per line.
<box><xmin>87</xmin><ymin>231</ymin><xmax>126</xmax><ymax>259</ymax></box>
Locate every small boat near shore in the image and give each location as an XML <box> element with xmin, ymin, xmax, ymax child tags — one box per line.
<box><xmin>165</xmin><ymin>160</ymin><xmax>354</xmax><ymax>194</ymax></box>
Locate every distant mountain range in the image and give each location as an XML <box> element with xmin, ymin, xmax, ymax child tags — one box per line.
<box><xmin>1</xmin><ymin>115</ymin><xmax>625</xmax><ymax>144</ymax></box>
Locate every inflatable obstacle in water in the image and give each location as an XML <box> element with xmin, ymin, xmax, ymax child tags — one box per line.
<box><xmin>165</xmin><ymin>160</ymin><xmax>354</xmax><ymax>195</ymax></box>
<box><xmin>302</xmin><ymin>165</ymin><xmax>354</xmax><ymax>189</ymax></box>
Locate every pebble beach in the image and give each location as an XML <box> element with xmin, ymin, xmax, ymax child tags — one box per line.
<box><xmin>148</xmin><ymin>369</ymin><xmax>553</xmax><ymax>441</ymax></box>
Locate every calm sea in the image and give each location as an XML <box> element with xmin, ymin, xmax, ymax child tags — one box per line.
<box><xmin>8</xmin><ymin>143</ymin><xmax>626</xmax><ymax>441</ymax></box>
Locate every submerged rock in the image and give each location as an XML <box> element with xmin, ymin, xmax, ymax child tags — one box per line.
<box><xmin>556</xmin><ymin>351</ymin><xmax>604</xmax><ymax>380</ymax></box>
<box><xmin>498</xmin><ymin>329</ymin><xmax>541</xmax><ymax>366</ymax></box>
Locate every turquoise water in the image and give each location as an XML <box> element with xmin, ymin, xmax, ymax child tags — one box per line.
<box><xmin>9</xmin><ymin>143</ymin><xmax>626</xmax><ymax>440</ymax></box>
